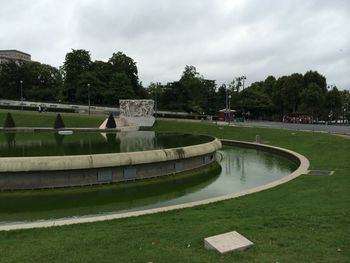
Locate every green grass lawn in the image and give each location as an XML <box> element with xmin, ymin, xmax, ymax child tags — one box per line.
<box><xmin>0</xmin><ymin>119</ymin><xmax>349</xmax><ymax>262</ymax></box>
<box><xmin>0</xmin><ymin>110</ymin><xmax>105</xmax><ymax>128</ymax></box>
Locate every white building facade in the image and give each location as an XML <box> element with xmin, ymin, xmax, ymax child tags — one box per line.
<box><xmin>0</xmin><ymin>50</ymin><xmax>31</xmax><ymax>64</ymax></box>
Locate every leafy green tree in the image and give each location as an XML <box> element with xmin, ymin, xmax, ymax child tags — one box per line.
<box><xmin>200</xmin><ymin>79</ymin><xmax>217</xmax><ymax>114</ymax></box>
<box><xmin>281</xmin><ymin>73</ymin><xmax>304</xmax><ymax>113</ymax></box>
<box><xmin>325</xmin><ymin>87</ymin><xmax>342</xmax><ymax>120</ymax></box>
<box><xmin>263</xmin><ymin>76</ymin><xmax>276</xmax><ymax>97</ymax></box>
<box><xmin>21</xmin><ymin>62</ymin><xmax>62</xmax><ymax>101</ymax></box>
<box><xmin>109</xmin><ymin>52</ymin><xmax>145</xmax><ymax>98</ymax></box>
<box><xmin>341</xmin><ymin>90</ymin><xmax>350</xmax><ymax>121</ymax></box>
<box><xmin>76</xmin><ymin>71</ymin><xmax>107</xmax><ymax>105</ymax></box>
<box><xmin>161</xmin><ymin>81</ymin><xmax>189</xmax><ymax>112</ymax></box>
<box><xmin>0</xmin><ymin>61</ymin><xmax>22</xmax><ymax>100</ymax></box>
<box><xmin>216</xmin><ymin>84</ymin><xmax>228</xmax><ymax>111</ymax></box>
<box><xmin>62</xmin><ymin>49</ymin><xmax>92</xmax><ymax>102</ymax></box>
<box><xmin>160</xmin><ymin>66</ymin><xmax>205</xmax><ymax>113</ymax></box>
<box><xmin>105</xmin><ymin>73</ymin><xmax>135</xmax><ymax>105</ymax></box>
<box><xmin>300</xmin><ymin>83</ymin><xmax>325</xmax><ymax>118</ymax></box>
<box><xmin>304</xmin><ymin>71</ymin><xmax>327</xmax><ymax>92</ymax></box>
<box><xmin>146</xmin><ymin>82</ymin><xmax>163</xmax><ymax>108</ymax></box>
<box><xmin>228</xmin><ymin>79</ymin><xmax>237</xmax><ymax>92</ymax></box>
<box><xmin>0</xmin><ymin>60</ymin><xmax>62</xmax><ymax>102</ymax></box>
<box><xmin>91</xmin><ymin>60</ymin><xmax>113</xmax><ymax>84</ymax></box>
<box><xmin>180</xmin><ymin>65</ymin><xmax>199</xmax><ymax>80</ymax></box>
<box><xmin>241</xmin><ymin>83</ymin><xmax>274</xmax><ymax>119</ymax></box>
<box><xmin>179</xmin><ymin>65</ymin><xmax>205</xmax><ymax>113</ymax></box>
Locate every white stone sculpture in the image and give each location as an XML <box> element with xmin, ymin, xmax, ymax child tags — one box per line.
<box><xmin>119</xmin><ymin>99</ymin><xmax>155</xmax><ymax>127</ymax></box>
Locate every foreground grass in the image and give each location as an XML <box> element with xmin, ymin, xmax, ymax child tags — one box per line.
<box><xmin>0</xmin><ymin>119</ymin><xmax>349</xmax><ymax>262</ymax></box>
<box><xmin>0</xmin><ymin>110</ymin><xmax>105</xmax><ymax>128</ymax></box>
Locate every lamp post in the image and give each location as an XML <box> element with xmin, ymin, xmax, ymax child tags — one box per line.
<box><xmin>240</xmin><ymin>75</ymin><xmax>247</xmax><ymax>118</ymax></box>
<box><xmin>155</xmin><ymin>82</ymin><xmax>160</xmax><ymax>118</ymax></box>
<box><xmin>228</xmin><ymin>94</ymin><xmax>232</xmax><ymax>125</ymax></box>
<box><xmin>224</xmin><ymin>84</ymin><xmax>228</xmax><ymax>122</ymax></box>
<box><xmin>241</xmin><ymin>75</ymin><xmax>246</xmax><ymax>90</ymax></box>
<box><xmin>87</xmin><ymin>83</ymin><xmax>91</xmax><ymax>115</ymax></box>
<box><xmin>20</xmin><ymin>80</ymin><xmax>23</xmax><ymax>111</ymax></box>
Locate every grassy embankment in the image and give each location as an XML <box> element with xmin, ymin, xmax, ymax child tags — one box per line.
<box><xmin>0</xmin><ymin>110</ymin><xmax>105</xmax><ymax>128</ymax></box>
<box><xmin>0</xmin><ymin>114</ymin><xmax>349</xmax><ymax>262</ymax></box>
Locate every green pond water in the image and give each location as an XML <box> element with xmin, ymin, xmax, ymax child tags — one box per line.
<box><xmin>0</xmin><ymin>132</ymin><xmax>297</xmax><ymax>224</ymax></box>
<box><xmin>0</xmin><ymin>131</ymin><xmax>212</xmax><ymax>156</ymax></box>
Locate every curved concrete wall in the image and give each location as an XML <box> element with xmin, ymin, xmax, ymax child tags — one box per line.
<box><xmin>0</xmin><ymin>137</ymin><xmax>222</xmax><ymax>190</ymax></box>
<box><xmin>0</xmin><ymin>138</ymin><xmax>221</xmax><ymax>172</ymax></box>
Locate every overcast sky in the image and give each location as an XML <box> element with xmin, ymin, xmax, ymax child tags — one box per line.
<box><xmin>1</xmin><ymin>0</ymin><xmax>349</xmax><ymax>89</ymax></box>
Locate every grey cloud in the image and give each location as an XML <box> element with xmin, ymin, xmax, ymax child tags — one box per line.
<box><xmin>0</xmin><ymin>0</ymin><xmax>349</xmax><ymax>89</ymax></box>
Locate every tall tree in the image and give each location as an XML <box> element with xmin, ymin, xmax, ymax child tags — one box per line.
<box><xmin>300</xmin><ymin>83</ymin><xmax>325</xmax><ymax>118</ymax></box>
<box><xmin>0</xmin><ymin>61</ymin><xmax>22</xmax><ymax>100</ymax></box>
<box><xmin>216</xmin><ymin>84</ymin><xmax>228</xmax><ymax>111</ymax></box>
<box><xmin>0</xmin><ymin>61</ymin><xmax>62</xmax><ymax>101</ymax></box>
<box><xmin>341</xmin><ymin>90</ymin><xmax>350</xmax><ymax>121</ymax></box>
<box><xmin>179</xmin><ymin>65</ymin><xmax>205</xmax><ymax>113</ymax></box>
<box><xmin>62</xmin><ymin>49</ymin><xmax>92</xmax><ymax>102</ymax></box>
<box><xmin>325</xmin><ymin>87</ymin><xmax>342</xmax><ymax>120</ymax></box>
<box><xmin>105</xmin><ymin>72</ymin><xmax>135</xmax><ymax>105</ymax></box>
<box><xmin>108</xmin><ymin>52</ymin><xmax>145</xmax><ymax>98</ymax></box>
<box><xmin>241</xmin><ymin>82</ymin><xmax>273</xmax><ymax>119</ymax></box>
<box><xmin>304</xmin><ymin>70</ymin><xmax>327</xmax><ymax>92</ymax></box>
<box><xmin>22</xmin><ymin>62</ymin><xmax>63</xmax><ymax>101</ymax></box>
<box><xmin>263</xmin><ymin>75</ymin><xmax>276</xmax><ymax>97</ymax></box>
<box><xmin>281</xmin><ymin>73</ymin><xmax>304</xmax><ymax>113</ymax></box>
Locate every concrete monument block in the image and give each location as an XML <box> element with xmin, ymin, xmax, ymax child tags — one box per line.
<box><xmin>119</xmin><ymin>99</ymin><xmax>155</xmax><ymax>127</ymax></box>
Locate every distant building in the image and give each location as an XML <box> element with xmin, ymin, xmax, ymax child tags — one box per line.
<box><xmin>0</xmin><ymin>50</ymin><xmax>31</xmax><ymax>64</ymax></box>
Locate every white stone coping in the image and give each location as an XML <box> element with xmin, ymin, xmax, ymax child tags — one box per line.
<box><xmin>0</xmin><ymin>138</ymin><xmax>222</xmax><ymax>172</ymax></box>
<box><xmin>0</xmin><ymin>140</ymin><xmax>310</xmax><ymax>231</ymax></box>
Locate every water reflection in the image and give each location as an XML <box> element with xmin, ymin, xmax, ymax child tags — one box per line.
<box><xmin>54</xmin><ymin>133</ymin><xmax>65</xmax><ymax>146</ymax></box>
<box><xmin>0</xmin><ymin>131</ymin><xmax>212</xmax><ymax>157</ymax></box>
<box><xmin>116</xmin><ymin>131</ymin><xmax>155</xmax><ymax>152</ymax></box>
<box><xmin>4</xmin><ymin>132</ymin><xmax>16</xmax><ymax>148</ymax></box>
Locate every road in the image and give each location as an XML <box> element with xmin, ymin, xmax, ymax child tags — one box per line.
<box><xmin>231</xmin><ymin>120</ymin><xmax>350</xmax><ymax>135</ymax></box>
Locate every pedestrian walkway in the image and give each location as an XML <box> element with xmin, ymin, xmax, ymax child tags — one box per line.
<box><xmin>232</xmin><ymin>121</ymin><xmax>350</xmax><ymax>135</ymax></box>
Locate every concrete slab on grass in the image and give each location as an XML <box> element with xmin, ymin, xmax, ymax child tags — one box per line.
<box><xmin>307</xmin><ymin>170</ymin><xmax>334</xmax><ymax>176</ymax></box>
<box><xmin>204</xmin><ymin>231</ymin><xmax>253</xmax><ymax>254</ymax></box>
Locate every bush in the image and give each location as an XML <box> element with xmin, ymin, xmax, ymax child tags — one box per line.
<box><xmin>106</xmin><ymin>113</ymin><xmax>117</xmax><ymax>128</ymax></box>
<box><xmin>3</xmin><ymin>112</ymin><xmax>16</xmax><ymax>128</ymax></box>
<box><xmin>54</xmin><ymin>114</ymin><xmax>65</xmax><ymax>129</ymax></box>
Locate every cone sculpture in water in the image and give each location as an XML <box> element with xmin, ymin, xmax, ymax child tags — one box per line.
<box><xmin>54</xmin><ymin>114</ymin><xmax>65</xmax><ymax>129</ymax></box>
<box><xmin>106</xmin><ymin>113</ymin><xmax>116</xmax><ymax>128</ymax></box>
<box><xmin>3</xmin><ymin>112</ymin><xmax>15</xmax><ymax>128</ymax></box>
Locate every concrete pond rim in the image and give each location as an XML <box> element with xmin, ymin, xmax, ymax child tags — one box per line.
<box><xmin>0</xmin><ymin>139</ymin><xmax>310</xmax><ymax>231</ymax></box>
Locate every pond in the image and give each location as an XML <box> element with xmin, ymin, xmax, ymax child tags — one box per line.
<box><xmin>0</xmin><ymin>131</ymin><xmax>212</xmax><ymax>157</ymax></box>
<box><xmin>0</xmin><ymin>142</ymin><xmax>296</xmax><ymax>224</ymax></box>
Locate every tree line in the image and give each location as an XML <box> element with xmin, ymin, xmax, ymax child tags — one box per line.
<box><xmin>151</xmin><ymin>66</ymin><xmax>349</xmax><ymax>121</ymax></box>
<box><xmin>0</xmin><ymin>49</ymin><xmax>349</xmax><ymax>121</ymax></box>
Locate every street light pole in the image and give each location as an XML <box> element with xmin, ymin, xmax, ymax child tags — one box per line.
<box><xmin>20</xmin><ymin>80</ymin><xmax>23</xmax><ymax>111</ymax></box>
<box><xmin>87</xmin><ymin>83</ymin><xmax>91</xmax><ymax>115</ymax></box>
<box><xmin>241</xmin><ymin>75</ymin><xmax>246</xmax><ymax>90</ymax></box>
<box><xmin>228</xmin><ymin>94</ymin><xmax>232</xmax><ymax>125</ymax></box>
<box><xmin>224</xmin><ymin>84</ymin><xmax>228</xmax><ymax>122</ymax></box>
<box><xmin>155</xmin><ymin>82</ymin><xmax>159</xmax><ymax>119</ymax></box>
